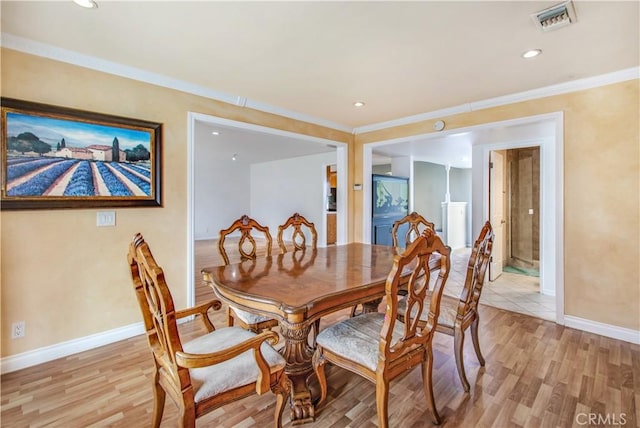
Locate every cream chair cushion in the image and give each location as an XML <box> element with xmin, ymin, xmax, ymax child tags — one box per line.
<box><xmin>315</xmin><ymin>313</ymin><xmax>406</xmax><ymax>371</ymax></box>
<box><xmin>231</xmin><ymin>307</ymin><xmax>274</xmax><ymax>325</ymax></box>
<box><xmin>183</xmin><ymin>326</ymin><xmax>286</xmax><ymax>402</ymax></box>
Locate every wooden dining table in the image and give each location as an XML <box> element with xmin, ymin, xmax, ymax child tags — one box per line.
<box><xmin>201</xmin><ymin>243</ymin><xmax>401</xmax><ymax>425</ymax></box>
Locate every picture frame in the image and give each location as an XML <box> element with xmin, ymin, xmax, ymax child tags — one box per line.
<box><xmin>1</xmin><ymin>98</ymin><xmax>162</xmax><ymax>210</ymax></box>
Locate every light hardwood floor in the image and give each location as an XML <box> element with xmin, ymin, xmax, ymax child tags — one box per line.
<box><xmin>2</xmin><ymin>242</ymin><xmax>638</xmax><ymax>427</ymax></box>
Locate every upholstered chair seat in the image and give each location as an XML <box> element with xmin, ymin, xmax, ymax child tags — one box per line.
<box><xmin>184</xmin><ymin>327</ymin><xmax>286</xmax><ymax>402</ymax></box>
<box><xmin>315</xmin><ymin>312</ymin><xmax>406</xmax><ymax>371</ymax></box>
<box><xmin>229</xmin><ymin>307</ymin><xmax>276</xmax><ymax>327</ymax></box>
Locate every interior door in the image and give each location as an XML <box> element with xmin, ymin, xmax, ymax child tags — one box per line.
<box><xmin>489</xmin><ymin>150</ymin><xmax>505</xmax><ymax>281</ymax></box>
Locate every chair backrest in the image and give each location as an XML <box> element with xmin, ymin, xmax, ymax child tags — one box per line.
<box><xmin>277</xmin><ymin>213</ymin><xmax>318</xmax><ymax>253</ymax></box>
<box><xmin>128</xmin><ymin>233</ymin><xmax>189</xmax><ymax>395</ymax></box>
<box><xmin>391</xmin><ymin>211</ymin><xmax>436</xmax><ymax>250</ymax></box>
<box><xmin>218</xmin><ymin>215</ymin><xmax>273</xmax><ymax>265</ymax></box>
<box><xmin>456</xmin><ymin>221</ymin><xmax>494</xmax><ymax>319</ymax></box>
<box><xmin>379</xmin><ymin>228</ymin><xmax>451</xmax><ymax>365</ymax></box>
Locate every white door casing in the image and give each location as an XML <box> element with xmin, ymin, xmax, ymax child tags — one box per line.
<box><xmin>489</xmin><ymin>150</ymin><xmax>505</xmax><ymax>281</ymax></box>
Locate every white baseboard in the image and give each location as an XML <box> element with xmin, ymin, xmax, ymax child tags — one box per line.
<box><xmin>564</xmin><ymin>315</ymin><xmax>640</xmax><ymax>344</ymax></box>
<box><xmin>2</xmin><ymin>315</ymin><xmax>637</xmax><ymax>374</ymax></box>
<box><xmin>0</xmin><ymin>322</ymin><xmax>145</xmax><ymax>374</ymax></box>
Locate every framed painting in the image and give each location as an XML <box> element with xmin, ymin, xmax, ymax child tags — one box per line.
<box><xmin>1</xmin><ymin>98</ymin><xmax>162</xmax><ymax>210</ymax></box>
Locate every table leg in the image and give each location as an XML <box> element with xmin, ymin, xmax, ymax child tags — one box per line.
<box><xmin>279</xmin><ymin>322</ymin><xmax>315</xmax><ymax>425</ymax></box>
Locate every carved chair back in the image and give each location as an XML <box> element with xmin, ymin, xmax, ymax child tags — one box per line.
<box><xmin>391</xmin><ymin>211</ymin><xmax>436</xmax><ymax>250</ymax></box>
<box><xmin>218</xmin><ymin>215</ymin><xmax>273</xmax><ymax>265</ymax></box>
<box><xmin>381</xmin><ymin>228</ymin><xmax>451</xmax><ymax>363</ymax></box>
<box><xmin>455</xmin><ymin>221</ymin><xmax>494</xmax><ymax>321</ymax></box>
<box><xmin>277</xmin><ymin>213</ymin><xmax>318</xmax><ymax>253</ymax></box>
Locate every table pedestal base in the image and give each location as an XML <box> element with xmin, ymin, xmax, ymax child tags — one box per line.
<box><xmin>280</xmin><ymin>323</ymin><xmax>315</xmax><ymax>425</ymax></box>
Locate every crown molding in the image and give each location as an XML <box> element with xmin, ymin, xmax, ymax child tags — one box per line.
<box><xmin>0</xmin><ymin>33</ymin><xmax>353</xmax><ymax>134</ymax></box>
<box><xmin>2</xmin><ymin>33</ymin><xmax>637</xmax><ymax>137</ymax></box>
<box><xmin>354</xmin><ymin>67</ymin><xmax>639</xmax><ymax>134</ymax></box>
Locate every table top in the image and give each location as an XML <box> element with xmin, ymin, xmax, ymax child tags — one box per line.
<box><xmin>201</xmin><ymin>243</ymin><xmax>399</xmax><ymax>324</ymax></box>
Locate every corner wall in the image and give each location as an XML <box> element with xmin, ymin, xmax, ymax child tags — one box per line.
<box><xmin>0</xmin><ymin>48</ymin><xmax>353</xmax><ymax>359</ymax></box>
<box><xmin>354</xmin><ymin>80</ymin><xmax>640</xmax><ymax>332</ymax></box>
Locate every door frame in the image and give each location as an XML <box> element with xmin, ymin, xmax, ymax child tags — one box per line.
<box><xmin>476</xmin><ymin>112</ymin><xmax>564</xmax><ymax>324</ymax></box>
<box><xmin>363</xmin><ymin>112</ymin><xmax>564</xmax><ymax>324</ymax></box>
<box><xmin>186</xmin><ymin>112</ymin><xmax>348</xmax><ymax>308</ymax></box>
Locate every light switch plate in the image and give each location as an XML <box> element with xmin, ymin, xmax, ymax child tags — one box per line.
<box><xmin>97</xmin><ymin>211</ymin><xmax>116</xmax><ymax>227</ymax></box>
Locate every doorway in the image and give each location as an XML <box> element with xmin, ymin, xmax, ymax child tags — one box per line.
<box><xmin>186</xmin><ymin>112</ymin><xmax>348</xmax><ymax>308</ymax></box>
<box><xmin>364</xmin><ymin>112</ymin><xmax>564</xmax><ymax>324</ymax></box>
<box><xmin>489</xmin><ymin>146</ymin><xmax>541</xmax><ymax>280</ymax></box>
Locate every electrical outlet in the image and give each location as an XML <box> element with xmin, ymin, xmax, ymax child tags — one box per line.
<box><xmin>11</xmin><ymin>321</ymin><xmax>25</xmax><ymax>339</ymax></box>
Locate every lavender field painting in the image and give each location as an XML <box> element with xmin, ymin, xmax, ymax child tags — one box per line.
<box><xmin>1</xmin><ymin>98</ymin><xmax>161</xmax><ymax>210</ymax></box>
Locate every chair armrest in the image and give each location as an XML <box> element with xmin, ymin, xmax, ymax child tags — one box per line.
<box><xmin>175</xmin><ymin>330</ymin><xmax>280</xmax><ymax>394</ymax></box>
<box><xmin>176</xmin><ymin>299</ymin><xmax>222</xmax><ymax>332</ymax></box>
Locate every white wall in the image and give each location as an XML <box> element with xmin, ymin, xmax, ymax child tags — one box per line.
<box><xmin>194</xmin><ymin>138</ymin><xmax>250</xmax><ymax>240</ymax></box>
<box><xmin>450</xmin><ymin>167</ymin><xmax>473</xmax><ymax>245</ymax></box>
<box><xmin>413</xmin><ymin>161</ymin><xmax>446</xmax><ymax>230</ymax></box>
<box><xmin>251</xmin><ymin>152</ymin><xmax>337</xmax><ymax>246</ymax></box>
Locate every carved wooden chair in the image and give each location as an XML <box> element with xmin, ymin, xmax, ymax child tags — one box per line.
<box><xmin>218</xmin><ymin>215</ymin><xmax>279</xmax><ymax>333</ymax></box>
<box><xmin>128</xmin><ymin>233</ymin><xmax>289</xmax><ymax>428</ymax></box>
<box><xmin>397</xmin><ymin>221</ymin><xmax>494</xmax><ymax>392</ymax></box>
<box><xmin>276</xmin><ymin>212</ymin><xmax>318</xmax><ymax>254</ymax></box>
<box><xmin>313</xmin><ymin>229</ymin><xmax>451</xmax><ymax>427</ymax></box>
<box><xmin>351</xmin><ymin>211</ymin><xmax>438</xmax><ymax>317</ymax></box>
<box><xmin>277</xmin><ymin>213</ymin><xmax>321</xmax><ymax>345</ymax></box>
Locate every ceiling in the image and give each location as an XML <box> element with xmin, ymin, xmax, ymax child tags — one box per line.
<box><xmin>2</xmin><ymin>1</ymin><xmax>638</xmax><ymax>167</ymax></box>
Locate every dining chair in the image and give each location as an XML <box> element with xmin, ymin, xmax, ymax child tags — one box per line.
<box><xmin>128</xmin><ymin>233</ymin><xmax>290</xmax><ymax>428</ymax></box>
<box><xmin>313</xmin><ymin>228</ymin><xmax>451</xmax><ymax>427</ymax></box>
<box><xmin>276</xmin><ymin>212</ymin><xmax>318</xmax><ymax>253</ymax></box>
<box><xmin>351</xmin><ymin>211</ymin><xmax>438</xmax><ymax>317</ymax></box>
<box><xmin>218</xmin><ymin>215</ymin><xmax>279</xmax><ymax>333</ymax></box>
<box><xmin>397</xmin><ymin>220</ymin><xmax>494</xmax><ymax>392</ymax></box>
<box><xmin>277</xmin><ymin>213</ymin><xmax>320</xmax><ymax>345</ymax></box>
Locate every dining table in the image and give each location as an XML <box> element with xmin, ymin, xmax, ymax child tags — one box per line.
<box><xmin>201</xmin><ymin>243</ymin><xmax>403</xmax><ymax>425</ymax></box>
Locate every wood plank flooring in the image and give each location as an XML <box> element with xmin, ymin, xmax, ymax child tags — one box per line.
<box><xmin>2</xmin><ymin>241</ymin><xmax>638</xmax><ymax>427</ymax></box>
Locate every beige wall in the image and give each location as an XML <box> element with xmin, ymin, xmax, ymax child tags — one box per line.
<box><xmin>1</xmin><ymin>49</ymin><xmax>638</xmax><ymax>359</ymax></box>
<box><xmin>354</xmin><ymin>80</ymin><xmax>640</xmax><ymax>331</ymax></box>
<box><xmin>0</xmin><ymin>49</ymin><xmax>353</xmax><ymax>357</ymax></box>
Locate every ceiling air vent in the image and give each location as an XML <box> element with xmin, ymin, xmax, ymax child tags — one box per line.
<box><xmin>531</xmin><ymin>1</ymin><xmax>577</xmax><ymax>32</ymax></box>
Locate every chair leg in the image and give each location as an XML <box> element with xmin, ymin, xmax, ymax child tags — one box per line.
<box><xmin>272</xmin><ymin>374</ymin><xmax>290</xmax><ymax>428</ymax></box>
<box><xmin>421</xmin><ymin>345</ymin><xmax>442</xmax><ymax>425</ymax></box>
<box><xmin>470</xmin><ymin>316</ymin><xmax>485</xmax><ymax>366</ymax></box>
<box><xmin>179</xmin><ymin>404</ymin><xmax>196</xmax><ymax>428</ymax></box>
<box><xmin>151</xmin><ymin>375</ymin><xmax>165</xmax><ymax>428</ymax></box>
<box><xmin>312</xmin><ymin>350</ymin><xmax>328</xmax><ymax>405</ymax></box>
<box><xmin>375</xmin><ymin>376</ymin><xmax>390</xmax><ymax>428</ymax></box>
<box><xmin>350</xmin><ymin>305</ymin><xmax>359</xmax><ymax>317</ymax></box>
<box><xmin>227</xmin><ymin>306</ymin><xmax>235</xmax><ymax>327</ymax></box>
<box><xmin>454</xmin><ymin>328</ymin><xmax>471</xmax><ymax>392</ymax></box>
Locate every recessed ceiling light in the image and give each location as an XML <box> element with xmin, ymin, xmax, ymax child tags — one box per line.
<box><xmin>353</xmin><ymin>101</ymin><xmax>365</xmax><ymax>107</ymax></box>
<box><xmin>522</xmin><ymin>49</ymin><xmax>542</xmax><ymax>59</ymax></box>
<box><xmin>231</xmin><ymin>153</ymin><xmax>238</xmax><ymax>161</ymax></box>
<box><xmin>73</xmin><ymin>0</ymin><xmax>98</xmax><ymax>9</ymax></box>
<box><xmin>211</xmin><ymin>131</ymin><xmax>220</xmax><ymax>135</ymax></box>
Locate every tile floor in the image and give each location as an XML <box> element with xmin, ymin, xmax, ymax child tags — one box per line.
<box><xmin>445</xmin><ymin>247</ymin><xmax>556</xmax><ymax>322</ymax></box>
